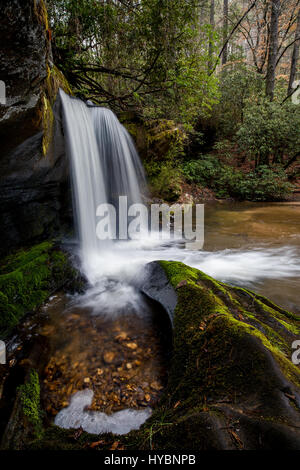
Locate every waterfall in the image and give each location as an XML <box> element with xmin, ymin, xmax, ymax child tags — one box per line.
<box><xmin>59</xmin><ymin>88</ymin><xmax>300</xmax><ymax>298</ymax></box>
<box><xmin>59</xmin><ymin>89</ymin><xmax>147</xmax><ymax>274</ymax></box>
<box><xmin>89</xmin><ymin>105</ymin><xmax>146</xmax><ymax>208</ymax></box>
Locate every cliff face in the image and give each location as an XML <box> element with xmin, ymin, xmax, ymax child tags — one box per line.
<box><xmin>0</xmin><ymin>0</ymin><xmax>72</xmax><ymax>255</ymax></box>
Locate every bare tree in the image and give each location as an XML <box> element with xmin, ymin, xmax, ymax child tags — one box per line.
<box><xmin>288</xmin><ymin>7</ymin><xmax>300</xmax><ymax>96</ymax></box>
<box><xmin>266</xmin><ymin>0</ymin><xmax>281</xmax><ymax>99</ymax></box>
<box><xmin>222</xmin><ymin>0</ymin><xmax>229</xmax><ymax>64</ymax></box>
<box><xmin>208</xmin><ymin>0</ymin><xmax>215</xmax><ymax>72</ymax></box>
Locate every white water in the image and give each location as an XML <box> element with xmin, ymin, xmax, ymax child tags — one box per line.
<box><xmin>55</xmin><ymin>389</ymin><xmax>152</xmax><ymax>435</ymax></box>
<box><xmin>90</xmin><ymin>105</ymin><xmax>146</xmax><ymax>208</ymax></box>
<box><xmin>60</xmin><ymin>88</ymin><xmax>300</xmax><ymax>309</ymax></box>
<box><xmin>60</xmin><ymin>89</ymin><xmax>147</xmax><ymax>275</ymax></box>
<box><xmin>60</xmin><ymin>90</ymin><xmax>107</xmax><ymax>261</ymax></box>
<box><xmin>60</xmin><ymin>89</ymin><xmax>300</xmax><ymax>433</ymax></box>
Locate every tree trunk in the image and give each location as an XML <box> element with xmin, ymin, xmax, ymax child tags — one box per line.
<box><xmin>222</xmin><ymin>0</ymin><xmax>229</xmax><ymax>65</ymax></box>
<box><xmin>266</xmin><ymin>0</ymin><xmax>280</xmax><ymax>100</ymax></box>
<box><xmin>208</xmin><ymin>0</ymin><xmax>215</xmax><ymax>72</ymax></box>
<box><xmin>288</xmin><ymin>8</ymin><xmax>300</xmax><ymax>97</ymax></box>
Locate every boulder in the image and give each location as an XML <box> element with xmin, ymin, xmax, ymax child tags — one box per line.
<box><xmin>138</xmin><ymin>260</ymin><xmax>300</xmax><ymax>450</ymax></box>
<box><xmin>0</xmin><ymin>1</ymin><xmax>72</xmax><ymax>255</ymax></box>
<box><xmin>3</xmin><ymin>261</ymin><xmax>300</xmax><ymax>450</ymax></box>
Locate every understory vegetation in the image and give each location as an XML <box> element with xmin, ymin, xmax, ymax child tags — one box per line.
<box><xmin>183</xmin><ymin>158</ymin><xmax>294</xmax><ymax>200</ymax></box>
<box><xmin>47</xmin><ymin>0</ymin><xmax>300</xmax><ymax>202</ymax></box>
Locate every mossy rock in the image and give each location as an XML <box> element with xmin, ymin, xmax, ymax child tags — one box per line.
<box><xmin>136</xmin><ymin>261</ymin><xmax>300</xmax><ymax>450</ymax></box>
<box><xmin>0</xmin><ymin>241</ymin><xmax>80</xmax><ymax>337</ymax></box>
<box><xmin>10</xmin><ymin>261</ymin><xmax>300</xmax><ymax>450</ymax></box>
<box><xmin>120</xmin><ymin>114</ymin><xmax>187</xmax><ymax>163</ymax></box>
<box><xmin>1</xmin><ymin>367</ymin><xmax>45</xmax><ymax>450</ymax></box>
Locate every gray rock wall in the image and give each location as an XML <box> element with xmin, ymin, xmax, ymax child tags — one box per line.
<box><xmin>0</xmin><ymin>1</ymin><xmax>72</xmax><ymax>255</ymax></box>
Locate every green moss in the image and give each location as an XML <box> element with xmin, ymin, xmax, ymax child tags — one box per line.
<box><xmin>159</xmin><ymin>261</ymin><xmax>300</xmax><ymax>393</ymax></box>
<box><xmin>42</xmin><ymin>96</ymin><xmax>54</xmax><ymax>156</ymax></box>
<box><xmin>16</xmin><ymin>260</ymin><xmax>300</xmax><ymax>450</ymax></box>
<box><xmin>51</xmin><ymin>66</ymin><xmax>73</xmax><ymax>97</ymax></box>
<box><xmin>18</xmin><ymin>370</ymin><xmax>43</xmax><ymax>438</ymax></box>
<box><xmin>0</xmin><ymin>242</ymin><xmax>76</xmax><ymax>337</ymax></box>
<box><xmin>159</xmin><ymin>260</ymin><xmax>199</xmax><ymax>287</ymax></box>
<box><xmin>42</xmin><ymin>63</ymin><xmax>73</xmax><ymax>156</ymax></box>
<box><xmin>34</xmin><ymin>0</ymin><xmax>49</xmax><ymax>31</ymax></box>
<box><xmin>120</xmin><ymin>260</ymin><xmax>300</xmax><ymax>449</ymax></box>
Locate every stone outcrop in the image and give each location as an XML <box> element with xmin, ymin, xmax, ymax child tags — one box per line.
<box><xmin>138</xmin><ymin>261</ymin><xmax>300</xmax><ymax>450</ymax></box>
<box><xmin>1</xmin><ymin>260</ymin><xmax>300</xmax><ymax>450</ymax></box>
<box><xmin>0</xmin><ymin>1</ymin><xmax>72</xmax><ymax>255</ymax></box>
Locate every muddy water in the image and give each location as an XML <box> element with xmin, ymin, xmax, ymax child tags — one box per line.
<box><xmin>39</xmin><ymin>293</ymin><xmax>170</xmax><ymax>425</ymax></box>
<box><xmin>203</xmin><ymin>201</ymin><xmax>300</xmax><ymax>312</ymax></box>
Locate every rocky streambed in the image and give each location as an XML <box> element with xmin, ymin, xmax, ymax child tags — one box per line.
<box><xmin>1</xmin><ymin>242</ymin><xmax>300</xmax><ymax>450</ymax></box>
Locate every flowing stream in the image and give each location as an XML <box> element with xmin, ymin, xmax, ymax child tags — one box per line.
<box><xmin>38</xmin><ymin>91</ymin><xmax>300</xmax><ymax>434</ymax></box>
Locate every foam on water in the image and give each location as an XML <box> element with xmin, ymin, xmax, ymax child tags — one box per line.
<box><xmin>54</xmin><ymin>390</ymin><xmax>152</xmax><ymax>435</ymax></box>
<box><xmin>79</xmin><ymin>235</ymin><xmax>300</xmax><ymax>283</ymax></box>
<box><xmin>59</xmin><ymin>90</ymin><xmax>300</xmax><ymax>434</ymax></box>
<box><xmin>73</xmin><ymin>239</ymin><xmax>300</xmax><ymax>317</ymax></box>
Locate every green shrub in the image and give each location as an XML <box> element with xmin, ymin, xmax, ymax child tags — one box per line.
<box><xmin>237</xmin><ymin>99</ymin><xmax>300</xmax><ymax>167</ymax></box>
<box><xmin>182</xmin><ymin>155</ymin><xmax>221</xmax><ymax>188</ymax></box>
<box><xmin>149</xmin><ymin>163</ymin><xmax>183</xmax><ymax>202</ymax></box>
<box><xmin>183</xmin><ymin>156</ymin><xmax>294</xmax><ymax>201</ymax></box>
<box><xmin>237</xmin><ymin>165</ymin><xmax>294</xmax><ymax>201</ymax></box>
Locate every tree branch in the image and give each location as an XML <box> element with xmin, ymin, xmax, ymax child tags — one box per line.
<box><xmin>209</xmin><ymin>0</ymin><xmax>258</xmax><ymax>76</ymax></box>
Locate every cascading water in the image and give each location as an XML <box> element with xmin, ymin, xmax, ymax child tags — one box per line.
<box><xmin>60</xmin><ymin>89</ymin><xmax>147</xmax><ymax>278</ymax></box>
<box><xmin>89</xmin><ymin>105</ymin><xmax>146</xmax><ymax>208</ymax></box>
<box><xmin>57</xmin><ymin>89</ymin><xmax>156</xmax><ymax>435</ymax></box>
<box><xmin>59</xmin><ymin>91</ymin><xmax>107</xmax><ymax>263</ymax></box>
<box><xmin>60</xmin><ymin>87</ymin><xmax>300</xmax><ymax>296</ymax></box>
<box><xmin>57</xmin><ymin>88</ymin><xmax>300</xmax><ymax>435</ymax></box>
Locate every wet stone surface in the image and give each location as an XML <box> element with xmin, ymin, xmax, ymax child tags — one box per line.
<box><xmin>40</xmin><ymin>294</ymin><xmax>169</xmax><ymax>419</ymax></box>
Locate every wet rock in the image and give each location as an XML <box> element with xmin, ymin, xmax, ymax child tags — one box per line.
<box><xmin>138</xmin><ymin>260</ymin><xmax>300</xmax><ymax>450</ymax></box>
<box><xmin>103</xmin><ymin>352</ymin><xmax>115</xmax><ymax>364</ymax></box>
<box><xmin>126</xmin><ymin>342</ymin><xmax>137</xmax><ymax>350</ymax></box>
<box><xmin>140</xmin><ymin>261</ymin><xmax>177</xmax><ymax>325</ymax></box>
<box><xmin>0</xmin><ymin>1</ymin><xmax>72</xmax><ymax>255</ymax></box>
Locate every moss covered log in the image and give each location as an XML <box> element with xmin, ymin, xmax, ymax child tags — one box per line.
<box><xmin>0</xmin><ymin>241</ymin><xmax>79</xmax><ymax>337</ymax></box>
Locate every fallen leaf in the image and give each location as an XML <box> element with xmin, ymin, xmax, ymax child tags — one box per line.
<box><xmin>103</xmin><ymin>352</ymin><xmax>115</xmax><ymax>364</ymax></box>
<box><xmin>110</xmin><ymin>441</ymin><xmax>120</xmax><ymax>450</ymax></box>
<box><xmin>90</xmin><ymin>440</ymin><xmax>105</xmax><ymax>448</ymax></box>
<box><xmin>176</xmin><ymin>280</ymin><xmax>187</xmax><ymax>289</ymax></box>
